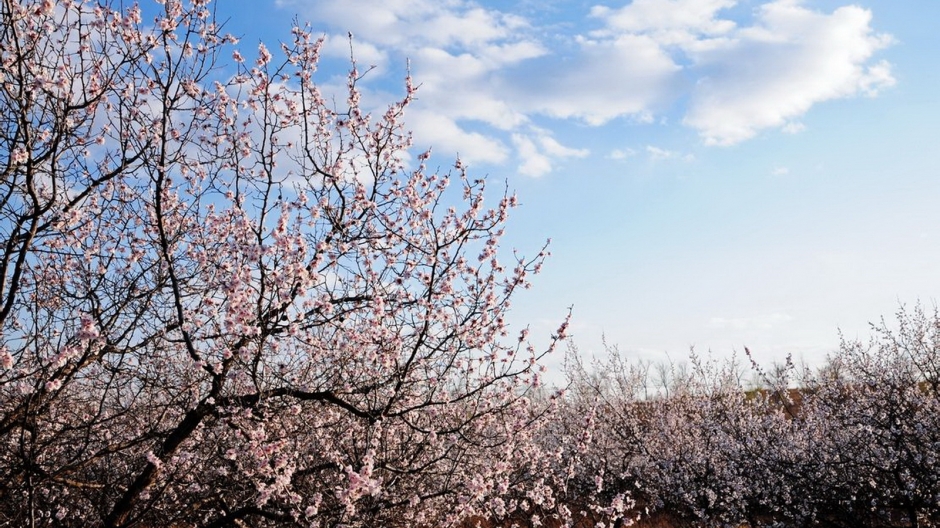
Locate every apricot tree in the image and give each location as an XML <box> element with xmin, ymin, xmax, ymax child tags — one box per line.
<box><xmin>0</xmin><ymin>1</ymin><xmax>565</xmax><ymax>526</ymax></box>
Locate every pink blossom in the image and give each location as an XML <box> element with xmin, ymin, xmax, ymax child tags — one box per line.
<box><xmin>10</xmin><ymin>147</ymin><xmax>27</xmax><ymax>164</ymax></box>
<box><xmin>0</xmin><ymin>349</ymin><xmax>12</xmax><ymax>370</ymax></box>
<box><xmin>256</xmin><ymin>43</ymin><xmax>271</xmax><ymax>66</ymax></box>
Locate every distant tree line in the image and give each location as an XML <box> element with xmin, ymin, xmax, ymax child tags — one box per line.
<box><xmin>556</xmin><ymin>306</ymin><xmax>940</xmax><ymax>528</ymax></box>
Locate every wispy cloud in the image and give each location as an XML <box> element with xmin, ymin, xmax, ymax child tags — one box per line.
<box><xmin>782</xmin><ymin>122</ymin><xmax>806</xmax><ymax>135</ymax></box>
<box><xmin>646</xmin><ymin>145</ymin><xmax>694</xmax><ymax>162</ymax></box>
<box><xmin>608</xmin><ymin>147</ymin><xmax>638</xmax><ymax>160</ymax></box>
<box><xmin>512</xmin><ymin>129</ymin><xmax>589</xmax><ymax>177</ymax></box>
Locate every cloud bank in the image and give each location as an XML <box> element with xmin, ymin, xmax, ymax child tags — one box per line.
<box><xmin>275</xmin><ymin>0</ymin><xmax>894</xmax><ymax>174</ymax></box>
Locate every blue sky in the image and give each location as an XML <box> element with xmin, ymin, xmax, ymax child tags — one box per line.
<box><xmin>225</xmin><ymin>0</ymin><xmax>940</xmax><ymax>372</ymax></box>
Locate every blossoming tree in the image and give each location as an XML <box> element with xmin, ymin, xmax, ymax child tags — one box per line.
<box><xmin>0</xmin><ymin>1</ymin><xmax>569</xmax><ymax>526</ymax></box>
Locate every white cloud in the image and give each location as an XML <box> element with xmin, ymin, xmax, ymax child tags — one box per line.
<box><xmin>859</xmin><ymin>59</ymin><xmax>896</xmax><ymax>96</ymax></box>
<box><xmin>319</xmin><ymin>34</ymin><xmax>389</xmax><ymax>73</ymax></box>
<box><xmin>407</xmin><ymin>110</ymin><xmax>510</xmax><ymax>166</ymax></box>
<box><xmin>771</xmin><ymin>166</ymin><xmax>789</xmax><ymax>175</ymax></box>
<box><xmin>647</xmin><ymin>146</ymin><xmax>675</xmax><ymax>161</ymax></box>
<box><xmin>275</xmin><ymin>0</ymin><xmax>894</xmax><ymax>173</ymax></box>
<box><xmin>590</xmin><ymin>0</ymin><xmax>737</xmax><ymax>46</ymax></box>
<box><xmin>512</xmin><ymin>129</ymin><xmax>589</xmax><ymax>177</ymax></box>
<box><xmin>277</xmin><ymin>0</ymin><xmax>529</xmax><ymax>50</ymax></box>
<box><xmin>278</xmin><ymin>0</ymin><xmax>562</xmax><ymax>173</ymax></box>
<box><xmin>537</xmin><ymin>133</ymin><xmax>589</xmax><ymax>159</ymax></box>
<box><xmin>507</xmin><ymin>34</ymin><xmax>682</xmax><ymax>125</ymax></box>
<box><xmin>646</xmin><ymin>145</ymin><xmax>694</xmax><ymax>162</ymax></box>
<box><xmin>781</xmin><ymin>122</ymin><xmax>806</xmax><ymax>135</ymax></box>
<box><xmin>407</xmin><ymin>46</ymin><xmax>530</xmax><ymax>130</ymax></box>
<box><xmin>681</xmin><ymin>2</ymin><xmax>895</xmax><ymax>145</ymax></box>
<box><xmin>609</xmin><ymin>147</ymin><xmax>638</xmax><ymax>160</ymax></box>
<box><xmin>513</xmin><ymin>134</ymin><xmax>552</xmax><ymax>177</ymax></box>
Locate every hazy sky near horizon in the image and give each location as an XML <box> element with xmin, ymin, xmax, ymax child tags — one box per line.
<box><xmin>225</xmin><ymin>0</ymin><xmax>940</xmax><ymax>371</ymax></box>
